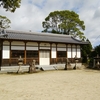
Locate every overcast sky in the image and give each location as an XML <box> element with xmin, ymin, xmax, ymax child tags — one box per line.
<box><xmin>0</xmin><ymin>0</ymin><xmax>100</xmax><ymax>47</ymax></box>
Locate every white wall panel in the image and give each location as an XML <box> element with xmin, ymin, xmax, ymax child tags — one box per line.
<box><xmin>3</xmin><ymin>41</ymin><xmax>9</xmax><ymax>45</ymax></box>
<box><xmin>67</xmin><ymin>44</ymin><xmax>71</xmax><ymax>47</ymax></box>
<box><xmin>51</xmin><ymin>48</ymin><xmax>56</xmax><ymax>58</ymax></box>
<box><xmin>57</xmin><ymin>47</ymin><xmax>66</xmax><ymax>51</ymax></box>
<box><xmin>26</xmin><ymin>42</ymin><xmax>38</xmax><ymax>46</ymax></box>
<box><xmin>11</xmin><ymin>41</ymin><xmax>24</xmax><ymax>46</ymax></box>
<box><xmin>39</xmin><ymin>51</ymin><xmax>50</xmax><ymax>65</ymax></box>
<box><xmin>3</xmin><ymin>46</ymin><xmax>10</xmax><ymax>59</ymax></box>
<box><xmin>68</xmin><ymin>48</ymin><xmax>71</xmax><ymax>58</ymax></box>
<box><xmin>40</xmin><ymin>43</ymin><xmax>50</xmax><ymax>46</ymax></box>
<box><xmin>52</xmin><ymin>43</ymin><xmax>56</xmax><ymax>47</ymax></box>
<box><xmin>26</xmin><ymin>47</ymin><xmax>38</xmax><ymax>50</ymax></box>
<box><xmin>40</xmin><ymin>43</ymin><xmax>50</xmax><ymax>49</ymax></box>
<box><xmin>40</xmin><ymin>46</ymin><xmax>50</xmax><ymax>49</ymax></box>
<box><xmin>77</xmin><ymin>48</ymin><xmax>81</xmax><ymax>58</ymax></box>
<box><xmin>40</xmin><ymin>58</ymin><xmax>50</xmax><ymax>65</ymax></box>
<box><xmin>72</xmin><ymin>48</ymin><xmax>76</xmax><ymax>58</ymax></box>
<box><xmin>11</xmin><ymin>46</ymin><xmax>24</xmax><ymax>50</ymax></box>
<box><xmin>57</xmin><ymin>44</ymin><xmax>66</xmax><ymax>47</ymax></box>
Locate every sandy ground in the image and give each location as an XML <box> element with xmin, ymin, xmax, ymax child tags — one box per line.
<box><xmin>0</xmin><ymin>69</ymin><xmax>100</xmax><ymax>100</ymax></box>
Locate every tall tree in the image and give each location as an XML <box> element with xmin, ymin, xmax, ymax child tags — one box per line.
<box><xmin>0</xmin><ymin>15</ymin><xmax>11</xmax><ymax>29</ymax></box>
<box><xmin>88</xmin><ymin>44</ymin><xmax>100</xmax><ymax>67</ymax></box>
<box><xmin>0</xmin><ymin>0</ymin><xmax>21</xmax><ymax>12</ymax></box>
<box><xmin>81</xmin><ymin>39</ymin><xmax>92</xmax><ymax>63</ymax></box>
<box><xmin>42</xmin><ymin>10</ymin><xmax>86</xmax><ymax>40</ymax></box>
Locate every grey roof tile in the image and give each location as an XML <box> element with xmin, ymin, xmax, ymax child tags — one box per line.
<box><xmin>0</xmin><ymin>29</ymin><xmax>88</xmax><ymax>44</ymax></box>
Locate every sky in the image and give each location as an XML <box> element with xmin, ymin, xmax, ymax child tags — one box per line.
<box><xmin>0</xmin><ymin>0</ymin><xmax>100</xmax><ymax>47</ymax></box>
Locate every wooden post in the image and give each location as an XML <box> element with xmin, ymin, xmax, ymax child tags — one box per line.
<box><xmin>64</xmin><ymin>58</ymin><xmax>68</xmax><ymax>70</ymax></box>
<box><xmin>0</xmin><ymin>40</ymin><xmax>3</xmax><ymax>70</ymax></box>
<box><xmin>24</xmin><ymin>42</ymin><xmax>26</xmax><ymax>65</ymax></box>
<box><xmin>73</xmin><ymin>55</ymin><xmax>78</xmax><ymax>70</ymax></box>
<box><xmin>9</xmin><ymin>41</ymin><xmax>12</xmax><ymax>66</ymax></box>
<box><xmin>56</xmin><ymin>43</ymin><xmax>57</xmax><ymax>64</ymax></box>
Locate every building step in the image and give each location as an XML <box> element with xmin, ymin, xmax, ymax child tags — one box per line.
<box><xmin>40</xmin><ymin>65</ymin><xmax>58</xmax><ymax>71</ymax></box>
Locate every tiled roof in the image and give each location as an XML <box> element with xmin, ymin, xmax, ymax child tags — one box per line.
<box><xmin>0</xmin><ymin>29</ymin><xmax>88</xmax><ymax>44</ymax></box>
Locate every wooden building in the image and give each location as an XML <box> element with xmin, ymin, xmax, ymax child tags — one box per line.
<box><xmin>0</xmin><ymin>29</ymin><xmax>88</xmax><ymax>68</ymax></box>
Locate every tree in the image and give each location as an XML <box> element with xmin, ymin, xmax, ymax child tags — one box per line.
<box><xmin>87</xmin><ymin>44</ymin><xmax>100</xmax><ymax>68</ymax></box>
<box><xmin>0</xmin><ymin>0</ymin><xmax>21</xmax><ymax>12</ymax></box>
<box><xmin>81</xmin><ymin>39</ymin><xmax>92</xmax><ymax>63</ymax></box>
<box><xmin>42</xmin><ymin>10</ymin><xmax>86</xmax><ymax>40</ymax></box>
<box><xmin>0</xmin><ymin>15</ymin><xmax>11</xmax><ymax>29</ymax></box>
<box><xmin>94</xmin><ymin>45</ymin><xmax>100</xmax><ymax>56</ymax></box>
<box><xmin>91</xmin><ymin>45</ymin><xmax>100</xmax><ymax>58</ymax></box>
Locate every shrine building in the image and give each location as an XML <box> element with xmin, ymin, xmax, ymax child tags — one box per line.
<box><xmin>0</xmin><ymin>29</ymin><xmax>88</xmax><ymax>67</ymax></box>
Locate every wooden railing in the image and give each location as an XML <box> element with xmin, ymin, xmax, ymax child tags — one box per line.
<box><xmin>2</xmin><ymin>57</ymin><xmax>82</xmax><ymax>66</ymax></box>
<box><xmin>51</xmin><ymin>57</ymin><xmax>66</xmax><ymax>64</ymax></box>
<box><xmin>50</xmin><ymin>58</ymin><xmax>82</xmax><ymax>64</ymax></box>
<box><xmin>2</xmin><ymin>59</ymin><xmax>9</xmax><ymax>66</ymax></box>
<box><xmin>26</xmin><ymin>58</ymin><xmax>39</xmax><ymax>65</ymax></box>
<box><xmin>57</xmin><ymin>57</ymin><xmax>66</xmax><ymax>64</ymax></box>
<box><xmin>68</xmin><ymin>58</ymin><xmax>82</xmax><ymax>63</ymax></box>
<box><xmin>50</xmin><ymin>58</ymin><xmax>56</xmax><ymax>64</ymax></box>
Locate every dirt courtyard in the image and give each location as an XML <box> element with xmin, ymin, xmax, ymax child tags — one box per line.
<box><xmin>0</xmin><ymin>69</ymin><xmax>100</xmax><ymax>100</ymax></box>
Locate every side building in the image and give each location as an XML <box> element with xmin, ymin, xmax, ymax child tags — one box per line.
<box><xmin>0</xmin><ymin>29</ymin><xmax>88</xmax><ymax>67</ymax></box>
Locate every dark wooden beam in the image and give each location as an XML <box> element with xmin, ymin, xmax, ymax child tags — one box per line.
<box><xmin>24</xmin><ymin>41</ymin><xmax>27</xmax><ymax>65</ymax></box>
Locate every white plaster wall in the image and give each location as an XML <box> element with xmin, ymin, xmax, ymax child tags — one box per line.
<box><xmin>11</xmin><ymin>46</ymin><xmax>24</xmax><ymax>50</ymax></box>
<box><xmin>3</xmin><ymin>46</ymin><xmax>10</xmax><ymax>59</ymax></box>
<box><xmin>39</xmin><ymin>51</ymin><xmax>50</xmax><ymax>65</ymax></box>
<box><xmin>68</xmin><ymin>48</ymin><xmax>71</xmax><ymax>58</ymax></box>
<box><xmin>72</xmin><ymin>48</ymin><xmax>76</xmax><ymax>58</ymax></box>
<box><xmin>40</xmin><ymin>43</ymin><xmax>50</xmax><ymax>49</ymax></box>
<box><xmin>51</xmin><ymin>48</ymin><xmax>56</xmax><ymax>58</ymax></box>
<box><xmin>3</xmin><ymin>41</ymin><xmax>9</xmax><ymax>45</ymax></box>
<box><xmin>11</xmin><ymin>41</ymin><xmax>24</xmax><ymax>45</ymax></box>
<box><xmin>40</xmin><ymin>46</ymin><xmax>50</xmax><ymax>49</ymax></box>
<box><xmin>57</xmin><ymin>44</ymin><xmax>66</xmax><ymax>47</ymax></box>
<box><xmin>40</xmin><ymin>58</ymin><xmax>50</xmax><ymax>65</ymax></box>
<box><xmin>67</xmin><ymin>44</ymin><xmax>71</xmax><ymax>47</ymax></box>
<box><xmin>57</xmin><ymin>44</ymin><xmax>66</xmax><ymax>51</ymax></box>
<box><xmin>26</xmin><ymin>42</ymin><xmax>38</xmax><ymax>46</ymax></box>
<box><xmin>52</xmin><ymin>43</ymin><xmax>56</xmax><ymax>47</ymax></box>
<box><xmin>57</xmin><ymin>47</ymin><xmax>66</xmax><ymax>51</ymax></box>
<box><xmin>77</xmin><ymin>48</ymin><xmax>81</xmax><ymax>58</ymax></box>
<box><xmin>26</xmin><ymin>47</ymin><xmax>38</xmax><ymax>50</ymax></box>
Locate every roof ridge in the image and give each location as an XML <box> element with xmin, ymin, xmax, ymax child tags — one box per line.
<box><xmin>6</xmin><ymin>29</ymin><xmax>72</xmax><ymax>38</ymax></box>
<box><xmin>0</xmin><ymin>29</ymin><xmax>89</xmax><ymax>44</ymax></box>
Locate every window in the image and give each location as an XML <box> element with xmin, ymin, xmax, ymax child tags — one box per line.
<box><xmin>11</xmin><ymin>50</ymin><xmax>24</xmax><ymax>58</ymax></box>
<box><xmin>26</xmin><ymin>51</ymin><xmax>38</xmax><ymax>58</ymax></box>
<box><xmin>57</xmin><ymin>51</ymin><xmax>66</xmax><ymax>57</ymax></box>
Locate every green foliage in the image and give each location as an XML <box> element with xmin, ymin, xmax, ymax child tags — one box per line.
<box><xmin>91</xmin><ymin>45</ymin><xmax>100</xmax><ymax>57</ymax></box>
<box><xmin>81</xmin><ymin>39</ymin><xmax>92</xmax><ymax>63</ymax></box>
<box><xmin>88</xmin><ymin>44</ymin><xmax>100</xmax><ymax>67</ymax></box>
<box><xmin>0</xmin><ymin>0</ymin><xmax>21</xmax><ymax>12</ymax></box>
<box><xmin>95</xmin><ymin>45</ymin><xmax>100</xmax><ymax>56</ymax></box>
<box><xmin>42</xmin><ymin>10</ymin><xmax>85</xmax><ymax>40</ymax></box>
<box><xmin>0</xmin><ymin>15</ymin><xmax>11</xmax><ymax>29</ymax></box>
